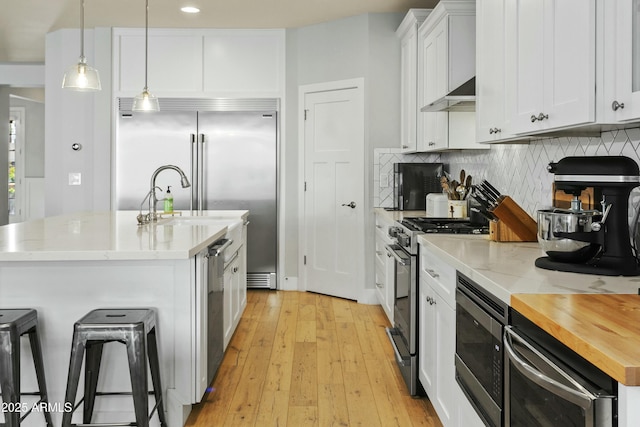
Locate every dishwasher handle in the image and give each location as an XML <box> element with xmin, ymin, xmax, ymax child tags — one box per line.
<box><xmin>209</xmin><ymin>239</ymin><xmax>233</xmax><ymax>257</ymax></box>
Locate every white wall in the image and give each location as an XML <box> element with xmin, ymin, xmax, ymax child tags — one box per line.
<box><xmin>44</xmin><ymin>28</ymin><xmax>112</xmax><ymax>217</ymax></box>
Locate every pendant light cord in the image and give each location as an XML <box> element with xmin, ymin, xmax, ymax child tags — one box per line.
<box><xmin>144</xmin><ymin>0</ymin><xmax>149</xmax><ymax>91</ymax></box>
<box><xmin>80</xmin><ymin>0</ymin><xmax>85</xmax><ymax>61</ymax></box>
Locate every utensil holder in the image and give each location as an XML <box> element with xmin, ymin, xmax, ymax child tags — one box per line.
<box><xmin>489</xmin><ymin>196</ymin><xmax>537</xmax><ymax>242</ymax></box>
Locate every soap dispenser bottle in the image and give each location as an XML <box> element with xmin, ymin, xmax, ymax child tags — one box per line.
<box><xmin>164</xmin><ymin>186</ymin><xmax>173</xmax><ymax>213</ymax></box>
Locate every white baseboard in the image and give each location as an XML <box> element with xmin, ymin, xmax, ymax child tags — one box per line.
<box><xmin>280</xmin><ymin>276</ymin><xmax>299</xmax><ymax>291</ymax></box>
<box><xmin>358</xmin><ymin>288</ymin><xmax>379</xmax><ymax>305</ymax></box>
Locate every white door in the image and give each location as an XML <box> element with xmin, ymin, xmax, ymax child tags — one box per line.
<box><xmin>301</xmin><ymin>80</ymin><xmax>364</xmax><ymax>300</ymax></box>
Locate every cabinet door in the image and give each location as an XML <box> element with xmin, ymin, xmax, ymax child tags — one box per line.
<box><xmin>239</xmin><ymin>243</ymin><xmax>247</xmax><ymax>312</ymax></box>
<box><xmin>223</xmin><ymin>262</ymin><xmax>233</xmax><ymax>350</ymax></box>
<box><xmin>507</xmin><ymin>0</ymin><xmax>596</xmax><ymax>134</ymax></box>
<box><xmin>476</xmin><ymin>0</ymin><xmax>509</xmax><ymax>142</ymax></box>
<box><xmin>116</xmin><ymin>31</ymin><xmax>203</xmax><ymax>93</ymax></box>
<box><xmin>384</xmin><ymin>250</ymin><xmax>395</xmax><ymax>323</ymax></box>
<box><xmin>421</xmin><ymin>112</ymin><xmax>448</xmax><ymax>152</ymax></box>
<box><xmin>542</xmin><ymin>0</ymin><xmax>596</xmax><ymax>130</ymax></box>
<box><xmin>434</xmin><ymin>296</ymin><xmax>456</xmax><ymax>426</ymax></box>
<box><xmin>613</xmin><ymin>0</ymin><xmax>640</xmax><ymax>121</ymax></box>
<box><xmin>506</xmin><ymin>0</ymin><xmax>545</xmax><ymax>134</ymax></box>
<box><xmin>400</xmin><ymin>28</ymin><xmax>419</xmax><ymax>152</ymax></box>
<box><xmin>418</xmin><ymin>279</ymin><xmax>436</xmax><ymax>396</ymax></box>
<box><xmin>422</xmin><ymin>19</ymin><xmax>447</xmax><ymax>107</ymax></box>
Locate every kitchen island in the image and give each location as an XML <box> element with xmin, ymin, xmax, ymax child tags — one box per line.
<box><xmin>0</xmin><ymin>210</ymin><xmax>248</xmax><ymax>427</ymax></box>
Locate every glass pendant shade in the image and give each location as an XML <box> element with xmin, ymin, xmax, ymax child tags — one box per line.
<box><xmin>62</xmin><ymin>57</ymin><xmax>101</xmax><ymax>91</ymax></box>
<box><xmin>132</xmin><ymin>88</ymin><xmax>160</xmax><ymax>112</ymax></box>
<box><xmin>62</xmin><ymin>0</ymin><xmax>101</xmax><ymax>91</ymax></box>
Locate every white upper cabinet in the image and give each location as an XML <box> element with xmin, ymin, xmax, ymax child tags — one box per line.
<box><xmin>418</xmin><ymin>2</ymin><xmax>476</xmax><ymax>108</ymax></box>
<box><xmin>505</xmin><ymin>0</ymin><xmax>596</xmax><ymax>135</ymax></box>
<box><xmin>610</xmin><ymin>0</ymin><xmax>640</xmax><ymax>121</ymax></box>
<box><xmin>113</xmin><ymin>28</ymin><xmax>285</xmax><ymax>98</ymax></box>
<box><xmin>476</xmin><ymin>0</ymin><xmax>514</xmax><ymax>143</ymax></box>
<box><xmin>397</xmin><ymin>9</ymin><xmax>432</xmax><ymax>153</ymax></box>
<box><xmin>417</xmin><ymin>1</ymin><xmax>486</xmax><ymax>152</ymax></box>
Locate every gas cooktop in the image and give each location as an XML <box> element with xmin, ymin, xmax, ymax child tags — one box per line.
<box><xmin>401</xmin><ymin>217</ymin><xmax>489</xmax><ymax>235</ymax></box>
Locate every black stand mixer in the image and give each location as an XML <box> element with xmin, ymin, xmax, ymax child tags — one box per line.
<box><xmin>535</xmin><ymin>156</ymin><xmax>640</xmax><ymax>276</ymax></box>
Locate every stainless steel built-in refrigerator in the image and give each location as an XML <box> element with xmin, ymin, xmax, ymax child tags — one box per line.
<box><xmin>116</xmin><ymin>98</ymin><xmax>278</xmax><ymax>289</ymax></box>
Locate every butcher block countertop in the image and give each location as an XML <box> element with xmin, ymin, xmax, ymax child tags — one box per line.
<box><xmin>512</xmin><ymin>293</ymin><xmax>640</xmax><ymax>386</ymax></box>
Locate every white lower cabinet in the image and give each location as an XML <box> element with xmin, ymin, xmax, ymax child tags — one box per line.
<box><xmin>223</xmin><ymin>244</ymin><xmax>247</xmax><ymax>350</ymax></box>
<box><xmin>374</xmin><ymin>212</ymin><xmax>395</xmax><ymax>323</ymax></box>
<box><xmin>418</xmin><ymin>243</ymin><xmax>457</xmax><ymax>426</ymax></box>
<box><xmin>418</xmin><ymin>241</ymin><xmax>484</xmax><ymax>427</ymax></box>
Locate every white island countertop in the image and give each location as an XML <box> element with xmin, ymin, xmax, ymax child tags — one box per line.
<box><xmin>417</xmin><ymin>233</ymin><xmax>640</xmax><ymax>304</ymax></box>
<box><xmin>0</xmin><ymin>210</ymin><xmax>248</xmax><ymax>261</ymax></box>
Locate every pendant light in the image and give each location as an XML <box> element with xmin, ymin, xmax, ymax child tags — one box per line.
<box><xmin>132</xmin><ymin>0</ymin><xmax>159</xmax><ymax>112</ymax></box>
<box><xmin>62</xmin><ymin>0</ymin><xmax>102</xmax><ymax>91</ymax></box>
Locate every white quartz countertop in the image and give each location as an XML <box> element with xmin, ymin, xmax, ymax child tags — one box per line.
<box><xmin>0</xmin><ymin>210</ymin><xmax>248</xmax><ymax>261</ymax></box>
<box><xmin>418</xmin><ymin>234</ymin><xmax>640</xmax><ymax>304</ymax></box>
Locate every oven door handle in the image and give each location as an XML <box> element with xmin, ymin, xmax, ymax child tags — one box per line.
<box><xmin>504</xmin><ymin>326</ymin><xmax>598</xmax><ymax>410</ymax></box>
<box><xmin>385</xmin><ymin>244</ymin><xmax>411</xmax><ymax>266</ymax></box>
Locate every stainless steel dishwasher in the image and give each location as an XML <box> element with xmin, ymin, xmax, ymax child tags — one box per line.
<box><xmin>207</xmin><ymin>238</ymin><xmax>231</xmax><ymax>385</ymax></box>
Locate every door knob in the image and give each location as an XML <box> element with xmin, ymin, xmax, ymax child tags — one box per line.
<box><xmin>341</xmin><ymin>201</ymin><xmax>356</xmax><ymax>208</ymax></box>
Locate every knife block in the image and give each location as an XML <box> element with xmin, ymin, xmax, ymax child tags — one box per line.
<box><xmin>489</xmin><ymin>196</ymin><xmax>537</xmax><ymax>242</ymax></box>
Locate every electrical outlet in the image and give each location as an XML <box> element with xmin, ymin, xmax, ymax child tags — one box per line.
<box><xmin>380</xmin><ymin>173</ymin><xmax>389</xmax><ymax>188</ymax></box>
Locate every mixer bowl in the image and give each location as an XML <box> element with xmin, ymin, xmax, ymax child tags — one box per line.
<box><xmin>537</xmin><ymin>209</ymin><xmax>602</xmax><ymax>263</ymax></box>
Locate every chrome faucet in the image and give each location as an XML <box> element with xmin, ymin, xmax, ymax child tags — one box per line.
<box><xmin>147</xmin><ymin>165</ymin><xmax>191</xmax><ymax>222</ymax></box>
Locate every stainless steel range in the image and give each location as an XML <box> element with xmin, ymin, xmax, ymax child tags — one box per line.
<box><xmin>385</xmin><ymin>217</ymin><xmax>489</xmax><ymax>396</ymax></box>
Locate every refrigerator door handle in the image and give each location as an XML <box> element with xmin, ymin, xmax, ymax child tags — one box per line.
<box><xmin>199</xmin><ymin>133</ymin><xmax>205</xmax><ymax>211</ymax></box>
<box><xmin>190</xmin><ymin>133</ymin><xmax>196</xmax><ymax>211</ymax></box>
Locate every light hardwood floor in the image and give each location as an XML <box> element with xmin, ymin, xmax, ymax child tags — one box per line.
<box><xmin>185</xmin><ymin>290</ymin><xmax>443</xmax><ymax>427</ymax></box>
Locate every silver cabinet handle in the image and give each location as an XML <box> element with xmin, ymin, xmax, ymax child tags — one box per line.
<box><xmin>426</xmin><ymin>296</ymin><xmax>436</xmax><ymax>305</ymax></box>
<box><xmin>402</xmin><ymin>145</ymin><xmax>409</xmax><ymax>149</ymax></box>
<box><xmin>341</xmin><ymin>202</ymin><xmax>356</xmax><ymax>209</ymax></box>
<box><xmin>385</xmin><ymin>244</ymin><xmax>410</xmax><ymax>266</ymax></box>
<box><xmin>376</xmin><ymin>282</ymin><xmax>384</xmax><ymax>289</ymax></box>
<box><xmin>612</xmin><ymin>100</ymin><xmax>625</xmax><ymax>111</ymax></box>
<box><xmin>504</xmin><ymin>326</ymin><xmax>599</xmax><ymax>409</ymax></box>
<box><xmin>537</xmin><ymin>113</ymin><xmax>549</xmax><ymax>121</ymax></box>
<box><xmin>530</xmin><ymin>115</ymin><xmax>538</xmax><ymax>122</ymax></box>
<box><xmin>489</xmin><ymin>128</ymin><xmax>502</xmax><ymax>134</ymax></box>
<box><xmin>428</xmin><ymin>142</ymin><xmax>436</xmax><ymax>146</ymax></box>
<box><xmin>425</xmin><ymin>268</ymin><xmax>439</xmax><ymax>279</ymax></box>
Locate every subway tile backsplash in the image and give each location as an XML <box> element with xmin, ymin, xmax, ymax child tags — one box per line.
<box><xmin>374</xmin><ymin>129</ymin><xmax>640</xmax><ymax>217</ymax></box>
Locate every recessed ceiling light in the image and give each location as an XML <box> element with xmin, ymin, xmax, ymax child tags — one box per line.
<box><xmin>181</xmin><ymin>6</ymin><xmax>200</xmax><ymax>13</ymax></box>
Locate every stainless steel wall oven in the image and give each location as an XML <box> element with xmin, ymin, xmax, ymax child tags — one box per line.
<box><xmin>506</xmin><ymin>309</ymin><xmax>617</xmax><ymax>427</ymax></box>
<box><xmin>455</xmin><ymin>271</ymin><xmax>508</xmax><ymax>427</ymax></box>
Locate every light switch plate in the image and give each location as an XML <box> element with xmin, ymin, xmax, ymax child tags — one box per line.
<box><xmin>68</xmin><ymin>172</ymin><xmax>81</xmax><ymax>185</ymax></box>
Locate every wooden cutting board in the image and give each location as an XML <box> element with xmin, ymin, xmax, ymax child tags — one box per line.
<box><xmin>511</xmin><ymin>293</ymin><xmax>640</xmax><ymax>385</ymax></box>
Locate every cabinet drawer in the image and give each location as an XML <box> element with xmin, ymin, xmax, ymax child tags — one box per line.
<box><xmin>375</xmin><ymin>237</ymin><xmax>389</xmax><ymax>269</ymax></box>
<box><xmin>419</xmin><ymin>244</ymin><xmax>456</xmax><ymax>308</ymax></box>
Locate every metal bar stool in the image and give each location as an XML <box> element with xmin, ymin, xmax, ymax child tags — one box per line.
<box><xmin>0</xmin><ymin>309</ymin><xmax>53</xmax><ymax>427</ymax></box>
<box><xmin>61</xmin><ymin>308</ymin><xmax>167</xmax><ymax>427</ymax></box>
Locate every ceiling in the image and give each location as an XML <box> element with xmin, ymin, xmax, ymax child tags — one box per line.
<box><xmin>0</xmin><ymin>0</ymin><xmax>437</xmax><ymax>63</ymax></box>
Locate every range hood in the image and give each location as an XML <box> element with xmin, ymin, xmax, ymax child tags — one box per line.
<box><xmin>420</xmin><ymin>77</ymin><xmax>475</xmax><ymax>113</ymax></box>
